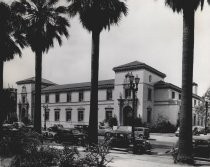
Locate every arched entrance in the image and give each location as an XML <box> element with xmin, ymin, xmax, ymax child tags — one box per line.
<box><xmin>21</xmin><ymin>108</ymin><xmax>26</xmax><ymax>121</ymax></box>
<box><xmin>123</xmin><ymin>106</ymin><xmax>133</xmax><ymax>126</ymax></box>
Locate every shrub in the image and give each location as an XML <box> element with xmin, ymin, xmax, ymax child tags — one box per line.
<box><xmin>108</xmin><ymin>117</ymin><xmax>118</xmax><ymax>128</ymax></box>
<box><xmin>59</xmin><ymin>142</ymin><xmax>111</xmax><ymax>167</ymax></box>
<box><xmin>59</xmin><ymin>146</ymin><xmax>81</xmax><ymax>167</ymax></box>
<box><xmin>0</xmin><ymin>128</ymin><xmax>42</xmax><ymax>157</ymax></box>
<box><xmin>10</xmin><ymin>146</ymin><xmax>61</xmax><ymax>167</ymax></box>
<box><xmin>133</xmin><ymin>117</ymin><xmax>143</xmax><ymax>127</ymax></box>
<box><xmin>151</xmin><ymin>120</ymin><xmax>176</xmax><ymax>133</ymax></box>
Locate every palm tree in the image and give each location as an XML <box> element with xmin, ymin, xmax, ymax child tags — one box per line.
<box><xmin>165</xmin><ymin>0</ymin><xmax>207</xmax><ymax>164</ymax></box>
<box><xmin>0</xmin><ymin>2</ymin><xmax>26</xmax><ymax>138</ymax></box>
<box><xmin>0</xmin><ymin>2</ymin><xmax>26</xmax><ymax>91</ymax></box>
<box><xmin>67</xmin><ymin>0</ymin><xmax>127</xmax><ymax>144</ymax></box>
<box><xmin>12</xmin><ymin>0</ymin><xmax>70</xmax><ymax>133</ymax></box>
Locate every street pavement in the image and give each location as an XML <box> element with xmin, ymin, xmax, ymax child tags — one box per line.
<box><xmin>1</xmin><ymin>133</ymin><xmax>210</xmax><ymax>167</ymax></box>
<box><xmin>109</xmin><ymin>150</ymin><xmax>210</xmax><ymax>167</ymax></box>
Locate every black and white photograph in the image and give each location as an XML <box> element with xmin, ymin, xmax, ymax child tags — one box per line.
<box><xmin>1</xmin><ymin>0</ymin><xmax>210</xmax><ymax>166</ymax></box>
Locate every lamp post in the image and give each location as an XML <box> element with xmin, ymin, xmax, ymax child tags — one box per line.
<box><xmin>205</xmin><ymin>97</ymin><xmax>209</xmax><ymax>134</ymax></box>
<box><xmin>43</xmin><ymin>104</ymin><xmax>48</xmax><ymax>130</ymax></box>
<box><xmin>125</xmin><ymin>72</ymin><xmax>140</xmax><ymax>153</ymax></box>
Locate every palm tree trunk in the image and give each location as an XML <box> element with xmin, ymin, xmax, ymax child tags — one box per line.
<box><xmin>0</xmin><ymin>59</ymin><xmax>4</xmax><ymax>139</ymax></box>
<box><xmin>88</xmin><ymin>30</ymin><xmax>100</xmax><ymax>144</ymax></box>
<box><xmin>34</xmin><ymin>50</ymin><xmax>42</xmax><ymax>134</ymax></box>
<box><xmin>177</xmin><ymin>5</ymin><xmax>194</xmax><ymax>164</ymax></box>
<box><xmin>0</xmin><ymin>59</ymin><xmax>3</xmax><ymax>91</ymax></box>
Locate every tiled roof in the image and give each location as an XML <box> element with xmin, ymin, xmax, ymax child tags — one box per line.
<box><xmin>154</xmin><ymin>81</ymin><xmax>202</xmax><ymax>100</ymax></box>
<box><xmin>113</xmin><ymin>61</ymin><xmax>166</xmax><ymax>78</ymax></box>
<box><xmin>41</xmin><ymin>79</ymin><xmax>114</xmax><ymax>93</ymax></box>
<box><xmin>16</xmin><ymin>77</ymin><xmax>56</xmax><ymax>86</ymax></box>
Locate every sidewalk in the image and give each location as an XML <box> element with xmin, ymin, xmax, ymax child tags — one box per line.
<box><xmin>109</xmin><ymin>151</ymin><xmax>210</xmax><ymax>167</ymax></box>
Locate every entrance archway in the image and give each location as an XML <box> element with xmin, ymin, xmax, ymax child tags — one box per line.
<box><xmin>123</xmin><ymin>106</ymin><xmax>133</xmax><ymax>126</ymax></box>
<box><xmin>21</xmin><ymin>108</ymin><xmax>26</xmax><ymax>121</ymax></box>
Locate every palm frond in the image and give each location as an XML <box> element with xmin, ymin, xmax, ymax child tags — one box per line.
<box><xmin>14</xmin><ymin>0</ymin><xmax>70</xmax><ymax>53</ymax></box>
<box><xmin>67</xmin><ymin>0</ymin><xmax>128</xmax><ymax>32</ymax></box>
<box><xmin>165</xmin><ymin>0</ymin><xmax>206</xmax><ymax>13</ymax></box>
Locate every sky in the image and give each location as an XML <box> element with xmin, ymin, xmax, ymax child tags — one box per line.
<box><xmin>3</xmin><ymin>0</ymin><xmax>210</xmax><ymax>96</ymax></box>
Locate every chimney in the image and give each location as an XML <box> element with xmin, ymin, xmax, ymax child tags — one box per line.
<box><xmin>192</xmin><ymin>82</ymin><xmax>198</xmax><ymax>95</ymax></box>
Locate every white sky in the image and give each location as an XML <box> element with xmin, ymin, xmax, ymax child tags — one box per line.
<box><xmin>3</xmin><ymin>0</ymin><xmax>210</xmax><ymax>96</ymax></box>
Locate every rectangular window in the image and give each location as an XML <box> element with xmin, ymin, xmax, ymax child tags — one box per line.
<box><xmin>55</xmin><ymin>93</ymin><xmax>60</xmax><ymax>103</ymax></box>
<box><xmin>172</xmin><ymin>91</ymin><xmax>175</xmax><ymax>99</ymax></box>
<box><xmin>54</xmin><ymin>110</ymin><xmax>60</xmax><ymax>121</ymax></box>
<box><xmin>78</xmin><ymin>110</ymin><xmax>84</xmax><ymax>121</ymax></box>
<box><xmin>147</xmin><ymin>108</ymin><xmax>152</xmax><ymax>123</ymax></box>
<box><xmin>79</xmin><ymin>91</ymin><xmax>84</xmax><ymax>102</ymax></box>
<box><xmin>67</xmin><ymin>92</ymin><xmax>71</xmax><ymax>102</ymax></box>
<box><xmin>194</xmin><ymin>99</ymin><xmax>197</xmax><ymax>106</ymax></box>
<box><xmin>125</xmin><ymin>89</ymin><xmax>131</xmax><ymax>99</ymax></box>
<box><xmin>148</xmin><ymin>88</ymin><xmax>152</xmax><ymax>101</ymax></box>
<box><xmin>66</xmin><ymin>110</ymin><xmax>71</xmax><ymax>121</ymax></box>
<box><xmin>106</xmin><ymin>110</ymin><xmax>113</xmax><ymax>121</ymax></box>
<box><xmin>106</xmin><ymin>89</ymin><xmax>112</xmax><ymax>100</ymax></box>
<box><xmin>179</xmin><ymin>94</ymin><xmax>181</xmax><ymax>100</ymax></box>
<box><xmin>45</xmin><ymin>110</ymin><xmax>49</xmax><ymax>121</ymax></box>
<box><xmin>45</xmin><ymin>94</ymin><xmax>49</xmax><ymax>103</ymax></box>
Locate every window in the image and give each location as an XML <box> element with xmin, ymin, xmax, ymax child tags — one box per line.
<box><xmin>66</xmin><ymin>110</ymin><xmax>71</xmax><ymax>121</ymax></box>
<box><xmin>179</xmin><ymin>94</ymin><xmax>181</xmax><ymax>100</ymax></box>
<box><xmin>148</xmin><ymin>88</ymin><xmax>152</xmax><ymax>101</ymax></box>
<box><xmin>55</xmin><ymin>93</ymin><xmax>60</xmax><ymax>103</ymax></box>
<box><xmin>147</xmin><ymin>108</ymin><xmax>152</xmax><ymax>123</ymax></box>
<box><xmin>54</xmin><ymin>110</ymin><xmax>60</xmax><ymax>121</ymax></box>
<box><xmin>172</xmin><ymin>91</ymin><xmax>175</xmax><ymax>99</ymax></box>
<box><xmin>67</xmin><ymin>92</ymin><xmax>71</xmax><ymax>102</ymax></box>
<box><xmin>45</xmin><ymin>94</ymin><xmax>49</xmax><ymax>103</ymax></box>
<box><xmin>79</xmin><ymin>91</ymin><xmax>84</xmax><ymax>102</ymax></box>
<box><xmin>193</xmin><ymin>114</ymin><xmax>196</xmax><ymax>126</ymax></box>
<box><xmin>45</xmin><ymin>109</ymin><xmax>49</xmax><ymax>121</ymax></box>
<box><xmin>149</xmin><ymin>75</ymin><xmax>152</xmax><ymax>82</ymax></box>
<box><xmin>78</xmin><ymin>110</ymin><xmax>84</xmax><ymax>121</ymax></box>
<box><xmin>106</xmin><ymin>110</ymin><xmax>113</xmax><ymax>121</ymax></box>
<box><xmin>22</xmin><ymin>96</ymin><xmax>26</xmax><ymax>103</ymax></box>
<box><xmin>106</xmin><ymin>89</ymin><xmax>112</xmax><ymax>100</ymax></box>
<box><xmin>194</xmin><ymin>99</ymin><xmax>197</xmax><ymax>106</ymax></box>
<box><xmin>125</xmin><ymin>89</ymin><xmax>131</xmax><ymax>99</ymax></box>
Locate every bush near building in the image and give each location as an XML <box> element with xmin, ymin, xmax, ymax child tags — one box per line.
<box><xmin>150</xmin><ymin>120</ymin><xmax>177</xmax><ymax>133</ymax></box>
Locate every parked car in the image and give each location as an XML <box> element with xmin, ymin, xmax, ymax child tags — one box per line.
<box><xmin>193</xmin><ymin>135</ymin><xmax>210</xmax><ymax>148</ymax></box>
<box><xmin>105</xmin><ymin>129</ymin><xmax>151</xmax><ymax>153</ymax></box>
<box><xmin>74</xmin><ymin>125</ymin><xmax>88</xmax><ymax>134</ymax></box>
<box><xmin>48</xmin><ymin>124</ymin><xmax>64</xmax><ymax>132</ymax></box>
<box><xmin>54</xmin><ymin>128</ymin><xmax>87</xmax><ymax>145</ymax></box>
<box><xmin>134</xmin><ymin>127</ymin><xmax>150</xmax><ymax>139</ymax></box>
<box><xmin>99</xmin><ymin>127</ymin><xmax>113</xmax><ymax>136</ymax></box>
<box><xmin>175</xmin><ymin>126</ymin><xmax>205</xmax><ymax>137</ymax></box>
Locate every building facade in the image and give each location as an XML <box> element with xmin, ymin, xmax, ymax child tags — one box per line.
<box><xmin>16</xmin><ymin>61</ymin><xmax>203</xmax><ymax>128</ymax></box>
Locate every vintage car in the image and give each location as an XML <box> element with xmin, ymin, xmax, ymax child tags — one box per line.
<box><xmin>134</xmin><ymin>127</ymin><xmax>150</xmax><ymax>139</ymax></box>
<box><xmin>42</xmin><ymin>125</ymin><xmax>63</xmax><ymax>141</ymax></box>
<box><xmin>193</xmin><ymin>135</ymin><xmax>210</xmax><ymax>148</ymax></box>
<box><xmin>175</xmin><ymin>126</ymin><xmax>206</xmax><ymax>137</ymax></box>
<box><xmin>54</xmin><ymin>128</ymin><xmax>87</xmax><ymax>145</ymax></box>
<box><xmin>105</xmin><ymin>130</ymin><xmax>151</xmax><ymax>153</ymax></box>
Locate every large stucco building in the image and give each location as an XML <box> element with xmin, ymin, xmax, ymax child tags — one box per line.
<box><xmin>16</xmin><ymin>61</ymin><xmax>203</xmax><ymax>128</ymax></box>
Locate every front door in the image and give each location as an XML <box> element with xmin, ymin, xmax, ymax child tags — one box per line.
<box><xmin>123</xmin><ymin>106</ymin><xmax>133</xmax><ymax>126</ymax></box>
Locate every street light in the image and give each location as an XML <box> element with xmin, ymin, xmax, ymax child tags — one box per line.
<box><xmin>43</xmin><ymin>104</ymin><xmax>48</xmax><ymax>130</ymax></box>
<box><xmin>205</xmin><ymin>97</ymin><xmax>209</xmax><ymax>134</ymax></box>
<box><xmin>125</xmin><ymin>72</ymin><xmax>140</xmax><ymax>153</ymax></box>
